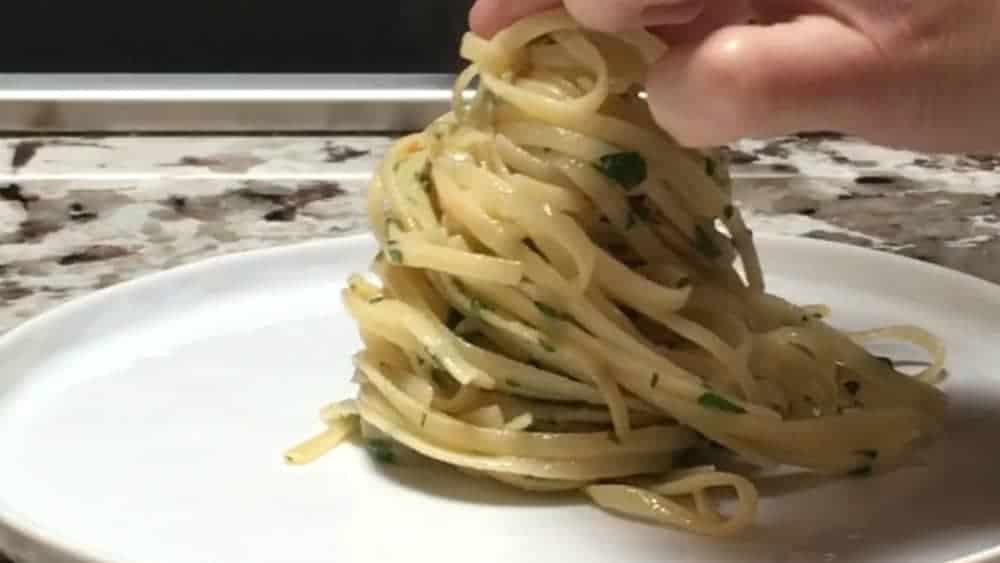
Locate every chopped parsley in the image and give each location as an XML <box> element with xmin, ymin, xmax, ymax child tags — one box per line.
<box><xmin>535</xmin><ymin>301</ymin><xmax>567</xmax><ymax>320</ymax></box>
<box><xmin>430</xmin><ymin>369</ymin><xmax>451</xmax><ymax>388</ymax></box>
<box><xmin>368</xmin><ymin>296</ymin><xmax>385</xmax><ymax>304</ymax></box>
<box><xmin>365</xmin><ymin>440</ymin><xmax>396</xmax><ymax>464</ymax></box>
<box><xmin>386</xmin><ymin>247</ymin><xmax>404</xmax><ymax>264</ymax></box>
<box><xmin>539</xmin><ymin>338</ymin><xmax>557</xmax><ymax>353</ymax></box>
<box><xmin>416</xmin><ymin>162</ymin><xmax>433</xmax><ymax>193</ymax></box>
<box><xmin>698</xmin><ymin>392</ymin><xmax>746</xmax><ymax>414</ymax></box>
<box><xmin>506</xmin><ymin>379</ymin><xmax>521</xmax><ymax>388</ymax></box>
<box><xmin>446</xmin><ymin>309</ymin><xmax>464</xmax><ymax>330</ymax></box>
<box><xmin>693</xmin><ymin>225</ymin><xmax>723</xmax><ymax>259</ymax></box>
<box><xmin>594</xmin><ymin>151</ymin><xmax>647</xmax><ymax>190</ymax></box>
<box><xmin>420</xmin><ymin>413</ymin><xmax>428</xmax><ymax>428</ymax></box>
<box><xmin>469</xmin><ymin>298</ymin><xmax>492</xmax><ymax>318</ymax></box>
<box><xmin>650</xmin><ymin>373</ymin><xmax>660</xmax><ymax>389</ymax></box>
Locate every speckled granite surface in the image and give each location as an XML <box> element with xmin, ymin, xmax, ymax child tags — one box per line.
<box><xmin>1</xmin><ymin>133</ymin><xmax>998</xmax><ymax>338</ymax></box>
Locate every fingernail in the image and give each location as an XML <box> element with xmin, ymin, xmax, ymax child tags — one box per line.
<box><xmin>640</xmin><ymin>1</ymin><xmax>703</xmax><ymax>25</ymax></box>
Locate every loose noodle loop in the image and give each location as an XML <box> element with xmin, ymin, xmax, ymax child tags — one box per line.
<box><xmin>286</xmin><ymin>9</ymin><xmax>948</xmax><ymax>536</ymax></box>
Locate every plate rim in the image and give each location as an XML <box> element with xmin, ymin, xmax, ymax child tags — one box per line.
<box><xmin>1</xmin><ymin>233</ymin><xmax>999</xmax><ymax>563</ymax></box>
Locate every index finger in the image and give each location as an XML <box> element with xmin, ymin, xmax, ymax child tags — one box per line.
<box><xmin>470</xmin><ymin>0</ymin><xmax>561</xmax><ymax>37</ymax></box>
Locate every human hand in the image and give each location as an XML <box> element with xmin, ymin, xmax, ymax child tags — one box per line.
<box><xmin>470</xmin><ymin>0</ymin><xmax>1000</xmax><ymax>153</ymax></box>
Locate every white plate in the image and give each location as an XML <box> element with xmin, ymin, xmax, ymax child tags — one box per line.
<box><xmin>2</xmin><ymin>234</ymin><xmax>1000</xmax><ymax>563</ymax></box>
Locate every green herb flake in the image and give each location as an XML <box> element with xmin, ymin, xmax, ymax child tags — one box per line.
<box><xmin>848</xmin><ymin>465</ymin><xmax>872</xmax><ymax>478</ymax></box>
<box><xmin>446</xmin><ymin>309</ymin><xmax>464</xmax><ymax>330</ymax></box>
<box><xmin>430</xmin><ymin>369</ymin><xmax>451</xmax><ymax>388</ymax></box>
<box><xmin>539</xmin><ymin>338</ymin><xmax>557</xmax><ymax>353</ymax></box>
<box><xmin>469</xmin><ymin>298</ymin><xmax>492</xmax><ymax>318</ymax></box>
<box><xmin>420</xmin><ymin>413</ymin><xmax>428</xmax><ymax>428</ymax></box>
<box><xmin>386</xmin><ymin>247</ymin><xmax>404</xmax><ymax>264</ymax></box>
<box><xmin>698</xmin><ymin>392</ymin><xmax>746</xmax><ymax>414</ymax></box>
<box><xmin>385</xmin><ymin>217</ymin><xmax>404</xmax><ymax>231</ymax></box>
<box><xmin>693</xmin><ymin>225</ymin><xmax>723</xmax><ymax>259</ymax></box>
<box><xmin>365</xmin><ymin>440</ymin><xmax>396</xmax><ymax>464</ymax></box>
<box><xmin>506</xmin><ymin>379</ymin><xmax>521</xmax><ymax>388</ymax></box>
<box><xmin>650</xmin><ymin>373</ymin><xmax>660</xmax><ymax>389</ymax></box>
<box><xmin>594</xmin><ymin>151</ymin><xmax>647</xmax><ymax>190</ymax></box>
<box><xmin>368</xmin><ymin>296</ymin><xmax>385</xmax><ymax>304</ymax></box>
<box><xmin>856</xmin><ymin>449</ymin><xmax>878</xmax><ymax>460</ymax></box>
<box><xmin>535</xmin><ymin>301</ymin><xmax>566</xmax><ymax>320</ymax></box>
<box><xmin>416</xmin><ymin>162</ymin><xmax>434</xmax><ymax>193</ymax></box>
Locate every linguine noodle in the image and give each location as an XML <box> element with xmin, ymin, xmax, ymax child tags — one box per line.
<box><xmin>286</xmin><ymin>9</ymin><xmax>947</xmax><ymax>536</ymax></box>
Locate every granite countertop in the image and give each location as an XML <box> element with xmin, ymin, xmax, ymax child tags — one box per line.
<box><xmin>0</xmin><ymin>133</ymin><xmax>998</xmax><ymax>335</ymax></box>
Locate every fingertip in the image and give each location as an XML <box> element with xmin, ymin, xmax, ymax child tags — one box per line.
<box><xmin>646</xmin><ymin>33</ymin><xmax>754</xmax><ymax>146</ymax></box>
<box><xmin>469</xmin><ymin>0</ymin><xmax>497</xmax><ymax>36</ymax></box>
<box><xmin>646</xmin><ymin>19</ymin><xmax>863</xmax><ymax>146</ymax></box>
<box><xmin>565</xmin><ymin>0</ymin><xmax>693</xmax><ymax>32</ymax></box>
<box><xmin>469</xmin><ymin>0</ymin><xmax>561</xmax><ymax>37</ymax></box>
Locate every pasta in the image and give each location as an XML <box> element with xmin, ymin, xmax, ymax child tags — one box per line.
<box><xmin>286</xmin><ymin>9</ymin><xmax>948</xmax><ymax>536</ymax></box>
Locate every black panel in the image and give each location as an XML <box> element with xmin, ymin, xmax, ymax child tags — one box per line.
<box><xmin>0</xmin><ymin>1</ymin><xmax>475</xmax><ymax>73</ymax></box>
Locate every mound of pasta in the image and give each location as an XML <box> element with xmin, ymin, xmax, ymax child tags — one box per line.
<box><xmin>287</xmin><ymin>9</ymin><xmax>947</xmax><ymax>536</ymax></box>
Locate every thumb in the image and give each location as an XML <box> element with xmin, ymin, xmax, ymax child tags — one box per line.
<box><xmin>646</xmin><ymin>15</ymin><xmax>893</xmax><ymax>146</ymax></box>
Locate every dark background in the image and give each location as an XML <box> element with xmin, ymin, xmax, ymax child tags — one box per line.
<box><xmin>0</xmin><ymin>2</ymin><xmax>475</xmax><ymax>73</ymax></box>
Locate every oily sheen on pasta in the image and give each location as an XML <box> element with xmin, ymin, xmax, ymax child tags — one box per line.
<box><xmin>286</xmin><ymin>9</ymin><xmax>948</xmax><ymax>536</ymax></box>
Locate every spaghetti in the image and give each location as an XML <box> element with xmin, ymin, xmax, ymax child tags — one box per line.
<box><xmin>286</xmin><ymin>9</ymin><xmax>948</xmax><ymax>536</ymax></box>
